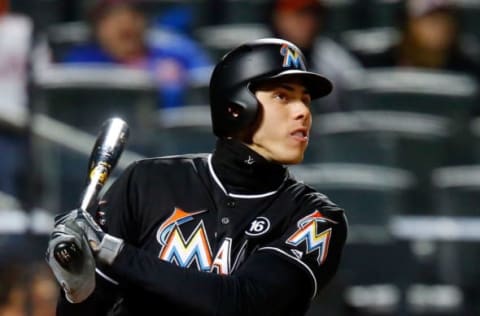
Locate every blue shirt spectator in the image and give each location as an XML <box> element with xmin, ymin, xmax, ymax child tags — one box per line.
<box><xmin>62</xmin><ymin>0</ymin><xmax>212</xmax><ymax>109</ymax></box>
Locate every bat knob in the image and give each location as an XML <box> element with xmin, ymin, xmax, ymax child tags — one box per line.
<box><xmin>53</xmin><ymin>241</ymin><xmax>84</xmax><ymax>272</ymax></box>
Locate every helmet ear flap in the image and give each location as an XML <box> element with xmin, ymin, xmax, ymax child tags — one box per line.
<box><xmin>213</xmin><ymin>85</ymin><xmax>259</xmax><ymax>137</ymax></box>
<box><xmin>228</xmin><ymin>85</ymin><xmax>259</xmax><ymax>132</ymax></box>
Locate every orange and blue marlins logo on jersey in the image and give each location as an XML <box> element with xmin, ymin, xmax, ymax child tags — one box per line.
<box><xmin>156</xmin><ymin>207</ymin><xmax>213</xmax><ymax>272</ymax></box>
<box><xmin>280</xmin><ymin>43</ymin><xmax>306</xmax><ymax>69</ymax></box>
<box><xmin>286</xmin><ymin>210</ymin><xmax>335</xmax><ymax>265</ymax></box>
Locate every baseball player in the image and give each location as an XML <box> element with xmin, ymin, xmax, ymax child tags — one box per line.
<box><xmin>46</xmin><ymin>38</ymin><xmax>348</xmax><ymax>316</ymax></box>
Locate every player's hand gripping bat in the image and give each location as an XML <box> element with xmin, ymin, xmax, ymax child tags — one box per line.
<box><xmin>53</xmin><ymin>118</ymin><xmax>129</xmax><ymax>271</ymax></box>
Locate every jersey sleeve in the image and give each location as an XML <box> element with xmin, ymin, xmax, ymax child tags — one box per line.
<box><xmin>258</xmin><ymin>194</ymin><xmax>348</xmax><ymax>298</ymax></box>
<box><xmin>107</xmin><ymin>241</ymin><xmax>315</xmax><ymax>315</ymax></box>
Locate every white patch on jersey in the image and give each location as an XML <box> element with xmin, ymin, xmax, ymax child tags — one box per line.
<box><xmin>245</xmin><ymin>217</ymin><xmax>271</xmax><ymax>236</ymax></box>
<box><xmin>290</xmin><ymin>249</ymin><xmax>304</xmax><ymax>259</ymax></box>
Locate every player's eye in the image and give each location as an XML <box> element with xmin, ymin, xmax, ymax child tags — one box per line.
<box><xmin>273</xmin><ymin>92</ymin><xmax>288</xmax><ymax>102</ymax></box>
<box><xmin>302</xmin><ymin>94</ymin><xmax>312</xmax><ymax>107</ymax></box>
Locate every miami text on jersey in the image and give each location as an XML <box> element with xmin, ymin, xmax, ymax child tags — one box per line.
<box><xmin>156</xmin><ymin>207</ymin><xmax>242</xmax><ymax>275</ymax></box>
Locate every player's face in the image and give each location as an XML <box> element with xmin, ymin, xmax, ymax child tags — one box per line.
<box><xmin>247</xmin><ymin>77</ymin><xmax>312</xmax><ymax>165</ymax></box>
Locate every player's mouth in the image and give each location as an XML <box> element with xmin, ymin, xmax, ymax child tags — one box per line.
<box><xmin>290</xmin><ymin>128</ymin><xmax>309</xmax><ymax>143</ymax></box>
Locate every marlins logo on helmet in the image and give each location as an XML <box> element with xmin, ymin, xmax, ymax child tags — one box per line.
<box><xmin>280</xmin><ymin>43</ymin><xmax>305</xmax><ymax>69</ymax></box>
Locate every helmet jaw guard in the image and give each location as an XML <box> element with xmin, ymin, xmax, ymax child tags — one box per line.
<box><xmin>209</xmin><ymin>38</ymin><xmax>332</xmax><ymax>138</ymax></box>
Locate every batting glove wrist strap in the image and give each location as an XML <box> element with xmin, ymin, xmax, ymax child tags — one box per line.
<box><xmin>97</xmin><ymin>234</ymin><xmax>124</xmax><ymax>265</ymax></box>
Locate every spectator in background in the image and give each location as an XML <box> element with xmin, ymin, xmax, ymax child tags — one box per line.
<box><xmin>267</xmin><ymin>0</ymin><xmax>363</xmax><ymax>112</ymax></box>
<box><xmin>147</xmin><ymin>5</ymin><xmax>213</xmax><ymax>101</ymax></box>
<box><xmin>0</xmin><ymin>0</ymin><xmax>31</xmax><ymax>199</ymax></box>
<box><xmin>62</xmin><ymin>0</ymin><xmax>213</xmax><ymax>109</ymax></box>
<box><xmin>0</xmin><ymin>260</ymin><xmax>58</xmax><ymax>316</ymax></box>
<box><xmin>354</xmin><ymin>0</ymin><xmax>480</xmax><ymax>81</ymax></box>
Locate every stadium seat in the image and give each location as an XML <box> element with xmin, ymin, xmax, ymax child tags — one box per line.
<box><xmin>442</xmin><ymin>242</ymin><xmax>480</xmax><ymax>316</ymax></box>
<box><xmin>339</xmin><ymin>240</ymin><xmax>417</xmax><ymax>316</ymax></box>
<box><xmin>322</xmin><ymin>0</ymin><xmax>358</xmax><ymax>37</ymax></box>
<box><xmin>308</xmin><ymin>110</ymin><xmax>452</xmax><ymax>214</ymax></box>
<box><xmin>290</xmin><ymin>163</ymin><xmax>415</xmax><ymax>232</ymax></box>
<box><xmin>32</xmin><ymin>66</ymin><xmax>158</xmax><ymax>151</ymax></box>
<box><xmin>340</xmin><ymin>27</ymin><xmax>400</xmax><ymax>58</ymax></box>
<box><xmin>219</xmin><ymin>0</ymin><xmax>270</xmax><ymax>24</ymax></box>
<box><xmin>345</xmin><ymin>69</ymin><xmax>478</xmax><ymax>121</ymax></box>
<box><xmin>309</xmin><ymin>111</ymin><xmax>451</xmax><ymax>162</ymax></box>
<box><xmin>41</xmin><ymin>21</ymin><xmax>90</xmax><ymax>62</ymax></box>
<box><xmin>10</xmin><ymin>0</ymin><xmax>78</xmax><ymax>31</ymax></box>
<box><xmin>457</xmin><ymin>1</ymin><xmax>480</xmax><ymax>41</ymax></box>
<box><xmin>339</xmin><ymin>0</ymin><xmax>403</xmax><ymax>31</ymax></box>
<box><xmin>194</xmin><ymin>23</ymin><xmax>270</xmax><ymax>60</ymax></box>
<box><xmin>154</xmin><ymin>105</ymin><xmax>216</xmax><ymax>156</ymax></box>
<box><xmin>434</xmin><ymin>240</ymin><xmax>480</xmax><ymax>290</ymax></box>
<box><xmin>431</xmin><ymin>165</ymin><xmax>480</xmax><ymax>216</ymax></box>
<box><xmin>469</xmin><ymin>117</ymin><xmax>480</xmax><ymax>164</ymax></box>
<box><xmin>184</xmin><ymin>83</ymin><xmax>210</xmax><ymax>106</ymax></box>
<box><xmin>389</xmin><ymin>213</ymin><xmax>480</xmax><ymax>315</ymax></box>
<box><xmin>366</xmin><ymin>0</ymin><xmax>403</xmax><ymax>28</ymax></box>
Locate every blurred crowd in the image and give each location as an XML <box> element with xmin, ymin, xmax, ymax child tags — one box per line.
<box><xmin>1</xmin><ymin>0</ymin><xmax>480</xmax><ymax>315</ymax></box>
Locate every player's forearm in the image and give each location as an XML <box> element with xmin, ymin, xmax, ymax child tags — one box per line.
<box><xmin>107</xmin><ymin>244</ymin><xmax>312</xmax><ymax>316</ymax></box>
<box><xmin>109</xmin><ymin>243</ymin><xmax>233</xmax><ymax>315</ymax></box>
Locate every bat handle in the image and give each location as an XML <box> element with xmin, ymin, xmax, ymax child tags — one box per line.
<box><xmin>53</xmin><ymin>210</ymin><xmax>87</xmax><ymax>272</ymax></box>
<box><xmin>51</xmin><ymin>117</ymin><xmax>128</xmax><ymax>272</ymax></box>
<box><xmin>54</xmin><ymin>165</ymin><xmax>106</xmax><ymax>271</ymax></box>
<box><xmin>53</xmin><ymin>240</ymin><xmax>84</xmax><ymax>272</ymax></box>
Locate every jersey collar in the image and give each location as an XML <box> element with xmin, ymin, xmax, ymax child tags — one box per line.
<box><xmin>208</xmin><ymin>154</ymin><xmax>286</xmax><ymax>199</ymax></box>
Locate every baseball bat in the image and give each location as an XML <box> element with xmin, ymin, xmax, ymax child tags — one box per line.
<box><xmin>53</xmin><ymin>117</ymin><xmax>129</xmax><ymax>271</ymax></box>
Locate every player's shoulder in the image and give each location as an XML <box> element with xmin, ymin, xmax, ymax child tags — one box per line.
<box><xmin>284</xmin><ymin>174</ymin><xmax>346</xmax><ymax>224</ymax></box>
<box><xmin>132</xmin><ymin>153</ymin><xmax>209</xmax><ymax>169</ymax></box>
<box><xmin>284</xmin><ymin>174</ymin><xmax>338</xmax><ymax>209</ymax></box>
<box><xmin>122</xmin><ymin>153</ymin><xmax>210</xmax><ymax>181</ymax></box>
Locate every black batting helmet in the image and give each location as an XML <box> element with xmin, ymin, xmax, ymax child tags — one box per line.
<box><xmin>209</xmin><ymin>38</ymin><xmax>332</xmax><ymax>137</ymax></box>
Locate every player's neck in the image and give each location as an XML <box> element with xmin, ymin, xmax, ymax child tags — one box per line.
<box><xmin>212</xmin><ymin>139</ymin><xmax>287</xmax><ymax>195</ymax></box>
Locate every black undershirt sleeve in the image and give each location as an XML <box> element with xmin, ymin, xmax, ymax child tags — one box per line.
<box><xmin>109</xmin><ymin>244</ymin><xmax>313</xmax><ymax>316</ymax></box>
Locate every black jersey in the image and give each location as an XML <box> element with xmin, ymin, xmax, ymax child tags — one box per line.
<box><xmin>57</xmin><ymin>140</ymin><xmax>348</xmax><ymax>316</ymax></box>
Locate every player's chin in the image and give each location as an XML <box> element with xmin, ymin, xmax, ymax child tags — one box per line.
<box><xmin>276</xmin><ymin>148</ymin><xmax>306</xmax><ymax>165</ymax></box>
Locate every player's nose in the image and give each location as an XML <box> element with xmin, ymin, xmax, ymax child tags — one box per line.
<box><xmin>292</xmin><ymin>99</ymin><xmax>311</xmax><ymax>122</ymax></box>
